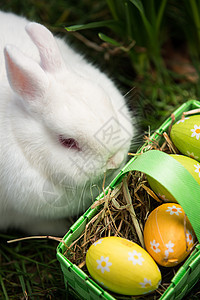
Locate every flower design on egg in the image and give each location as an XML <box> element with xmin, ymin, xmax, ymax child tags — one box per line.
<box><xmin>166</xmin><ymin>205</ymin><xmax>182</xmax><ymax>216</ymax></box>
<box><xmin>186</xmin><ymin>230</ymin><xmax>194</xmax><ymax>245</ymax></box>
<box><xmin>150</xmin><ymin>240</ymin><xmax>161</xmax><ymax>253</ymax></box>
<box><xmin>164</xmin><ymin>241</ymin><xmax>174</xmax><ymax>259</ymax></box>
<box><xmin>139</xmin><ymin>278</ymin><xmax>152</xmax><ymax>288</ymax></box>
<box><xmin>128</xmin><ymin>250</ymin><xmax>144</xmax><ymax>265</ymax></box>
<box><xmin>96</xmin><ymin>256</ymin><xmax>112</xmax><ymax>273</ymax></box>
<box><xmin>187</xmin><ymin>151</ymin><xmax>199</xmax><ymax>160</ymax></box>
<box><xmin>191</xmin><ymin>125</ymin><xmax>200</xmax><ymax>140</ymax></box>
<box><xmin>194</xmin><ymin>163</ymin><xmax>200</xmax><ymax>177</ymax></box>
<box><xmin>93</xmin><ymin>239</ymin><xmax>102</xmax><ymax>246</ymax></box>
<box><xmin>176</xmin><ymin>117</ymin><xmax>189</xmax><ymax>124</ymax></box>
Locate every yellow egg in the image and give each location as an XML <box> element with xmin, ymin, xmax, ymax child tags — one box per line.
<box><xmin>147</xmin><ymin>154</ymin><xmax>200</xmax><ymax>202</ymax></box>
<box><xmin>170</xmin><ymin>115</ymin><xmax>200</xmax><ymax>161</ymax></box>
<box><xmin>144</xmin><ymin>203</ymin><xmax>196</xmax><ymax>267</ymax></box>
<box><xmin>86</xmin><ymin>236</ymin><xmax>161</xmax><ymax>295</ymax></box>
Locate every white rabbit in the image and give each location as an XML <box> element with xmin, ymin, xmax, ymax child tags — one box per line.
<box><xmin>0</xmin><ymin>11</ymin><xmax>134</xmax><ymax>235</ymax></box>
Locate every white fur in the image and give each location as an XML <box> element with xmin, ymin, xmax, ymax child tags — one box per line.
<box><xmin>0</xmin><ymin>11</ymin><xmax>134</xmax><ymax>234</ymax></box>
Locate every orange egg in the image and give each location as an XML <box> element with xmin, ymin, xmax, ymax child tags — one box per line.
<box><xmin>143</xmin><ymin>203</ymin><xmax>196</xmax><ymax>267</ymax></box>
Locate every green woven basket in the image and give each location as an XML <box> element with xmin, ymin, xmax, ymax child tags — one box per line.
<box><xmin>57</xmin><ymin>99</ymin><xmax>200</xmax><ymax>300</ymax></box>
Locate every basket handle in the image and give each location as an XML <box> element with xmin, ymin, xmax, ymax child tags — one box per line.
<box><xmin>119</xmin><ymin>150</ymin><xmax>200</xmax><ymax>242</ymax></box>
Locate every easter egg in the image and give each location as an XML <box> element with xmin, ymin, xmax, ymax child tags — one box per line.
<box><xmin>147</xmin><ymin>154</ymin><xmax>200</xmax><ymax>202</ymax></box>
<box><xmin>170</xmin><ymin>115</ymin><xmax>200</xmax><ymax>161</ymax></box>
<box><xmin>144</xmin><ymin>203</ymin><xmax>196</xmax><ymax>267</ymax></box>
<box><xmin>86</xmin><ymin>236</ymin><xmax>161</xmax><ymax>295</ymax></box>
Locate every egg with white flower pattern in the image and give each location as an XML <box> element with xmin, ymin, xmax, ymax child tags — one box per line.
<box><xmin>147</xmin><ymin>154</ymin><xmax>200</xmax><ymax>202</ymax></box>
<box><xmin>144</xmin><ymin>203</ymin><xmax>196</xmax><ymax>267</ymax></box>
<box><xmin>86</xmin><ymin>236</ymin><xmax>161</xmax><ymax>295</ymax></box>
<box><xmin>170</xmin><ymin>115</ymin><xmax>200</xmax><ymax>161</ymax></box>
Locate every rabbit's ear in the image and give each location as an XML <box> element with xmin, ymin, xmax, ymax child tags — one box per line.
<box><xmin>26</xmin><ymin>22</ymin><xmax>65</xmax><ymax>73</ymax></box>
<box><xmin>4</xmin><ymin>45</ymin><xmax>49</xmax><ymax>101</ymax></box>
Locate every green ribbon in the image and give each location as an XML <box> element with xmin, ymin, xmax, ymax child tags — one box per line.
<box><xmin>119</xmin><ymin>150</ymin><xmax>200</xmax><ymax>242</ymax></box>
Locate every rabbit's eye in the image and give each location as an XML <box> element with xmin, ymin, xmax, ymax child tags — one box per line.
<box><xmin>59</xmin><ymin>136</ymin><xmax>80</xmax><ymax>151</ymax></box>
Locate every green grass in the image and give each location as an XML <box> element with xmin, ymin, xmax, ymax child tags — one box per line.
<box><xmin>1</xmin><ymin>0</ymin><xmax>200</xmax><ymax>299</ymax></box>
<box><xmin>0</xmin><ymin>233</ymin><xmax>66</xmax><ymax>299</ymax></box>
<box><xmin>66</xmin><ymin>0</ymin><xmax>200</xmax><ymax>129</ymax></box>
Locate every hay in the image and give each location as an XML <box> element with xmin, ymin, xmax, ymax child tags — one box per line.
<box><xmin>64</xmin><ymin>115</ymin><xmax>197</xmax><ymax>299</ymax></box>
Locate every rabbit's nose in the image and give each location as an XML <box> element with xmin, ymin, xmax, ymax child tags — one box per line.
<box><xmin>106</xmin><ymin>151</ymin><xmax>125</xmax><ymax>170</ymax></box>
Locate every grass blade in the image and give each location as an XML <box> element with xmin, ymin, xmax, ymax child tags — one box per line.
<box><xmin>21</xmin><ymin>262</ymin><xmax>34</xmax><ymax>299</ymax></box>
<box><xmin>106</xmin><ymin>0</ymin><xmax>119</xmax><ymax>20</ymax></box>
<box><xmin>124</xmin><ymin>1</ymin><xmax>133</xmax><ymax>39</ymax></box>
<box><xmin>14</xmin><ymin>262</ymin><xmax>28</xmax><ymax>299</ymax></box>
<box><xmin>129</xmin><ymin>0</ymin><xmax>145</xmax><ymax>15</ymax></box>
<box><xmin>156</xmin><ymin>0</ymin><xmax>167</xmax><ymax>33</ymax></box>
<box><xmin>65</xmin><ymin>20</ymin><xmax>115</xmax><ymax>31</ymax></box>
<box><xmin>129</xmin><ymin>0</ymin><xmax>154</xmax><ymax>46</ymax></box>
<box><xmin>0</xmin><ymin>274</ymin><xmax>9</xmax><ymax>300</ymax></box>
<box><xmin>98</xmin><ymin>32</ymin><xmax>122</xmax><ymax>47</ymax></box>
<box><xmin>189</xmin><ymin>0</ymin><xmax>200</xmax><ymax>43</ymax></box>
